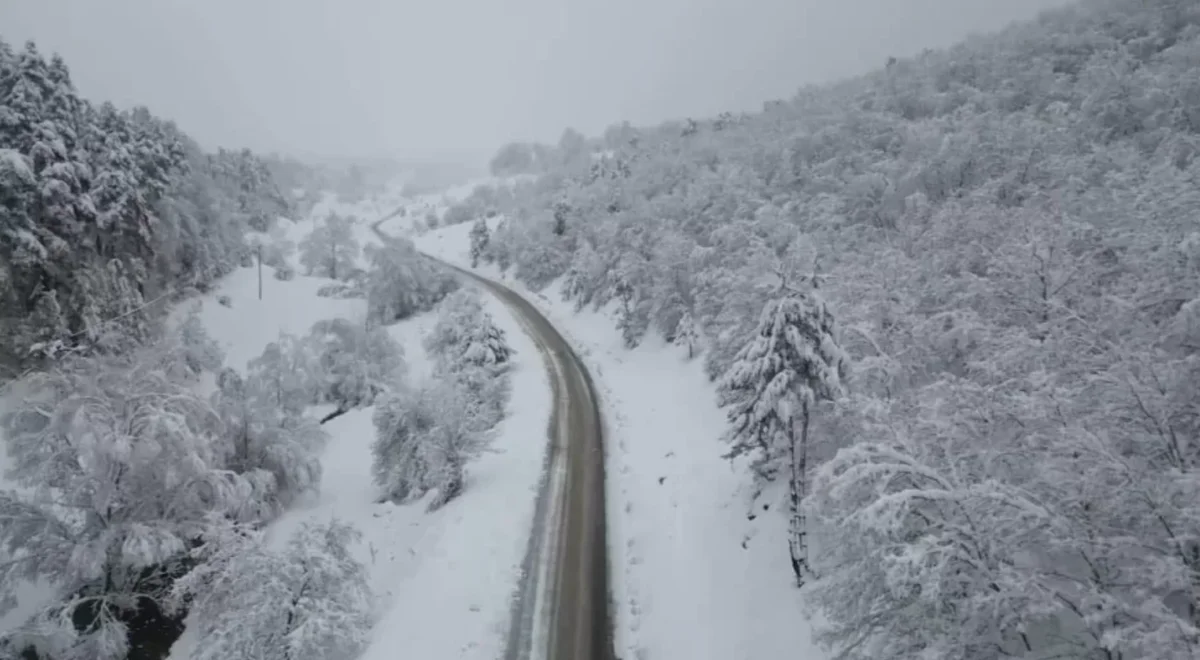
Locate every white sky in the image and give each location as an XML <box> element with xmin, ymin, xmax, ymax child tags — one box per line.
<box><xmin>1</xmin><ymin>0</ymin><xmax>1072</xmax><ymax>162</ymax></box>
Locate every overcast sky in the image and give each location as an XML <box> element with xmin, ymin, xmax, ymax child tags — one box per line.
<box><xmin>2</xmin><ymin>0</ymin><xmax>1071</xmax><ymax>163</ymax></box>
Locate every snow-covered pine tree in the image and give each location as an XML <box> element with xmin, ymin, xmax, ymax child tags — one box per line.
<box><xmin>423</xmin><ymin>288</ymin><xmax>512</xmax><ymax>370</ymax></box>
<box><xmin>717</xmin><ymin>283</ymin><xmax>847</xmax><ymax>586</ymax></box>
<box><xmin>423</xmin><ymin>288</ymin><xmax>513</xmax><ymax>430</ymax></box>
<box><xmin>469</xmin><ymin>216</ymin><xmax>490</xmax><ymax>267</ymax></box>
<box><xmin>169</xmin><ymin>520</ymin><xmax>372</xmax><ymax>660</ymax></box>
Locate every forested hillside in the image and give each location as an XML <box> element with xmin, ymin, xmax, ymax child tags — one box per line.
<box><xmin>0</xmin><ymin>37</ymin><xmax>371</xmax><ymax>660</ymax></box>
<box><xmin>0</xmin><ymin>37</ymin><xmax>291</xmax><ymax>374</ymax></box>
<box><xmin>466</xmin><ymin>0</ymin><xmax>1200</xmax><ymax>657</ymax></box>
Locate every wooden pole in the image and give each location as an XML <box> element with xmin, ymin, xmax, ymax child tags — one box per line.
<box><xmin>257</xmin><ymin>245</ymin><xmax>263</xmax><ymax>300</ymax></box>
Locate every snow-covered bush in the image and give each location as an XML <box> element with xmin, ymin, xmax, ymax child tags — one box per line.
<box><xmin>169</xmin><ymin>520</ymin><xmax>372</xmax><ymax>660</ymax></box>
<box><xmin>316</xmin><ymin>281</ymin><xmax>364</xmax><ymax>299</ymax></box>
<box><xmin>364</xmin><ymin>238</ymin><xmax>458</xmax><ymax>324</ymax></box>
<box><xmin>509</xmin><ymin>223</ymin><xmax>572</xmax><ymax>291</ymax></box>
<box><xmin>273</xmin><ymin>264</ymin><xmax>296</xmax><ymax>281</ymax></box>
<box><xmin>0</xmin><ymin>349</ymin><xmax>272</xmax><ymax>659</ymax></box>
<box><xmin>371</xmin><ymin>379</ymin><xmax>491</xmax><ymax>510</ymax></box>
<box><xmin>298</xmin><ymin>212</ymin><xmax>359</xmax><ymax>280</ymax></box>
<box><xmin>305</xmin><ymin>317</ymin><xmax>405</xmax><ymax>416</ymax></box>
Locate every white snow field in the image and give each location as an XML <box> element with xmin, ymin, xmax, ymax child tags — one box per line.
<box><xmin>0</xmin><ymin>186</ymin><xmax>553</xmax><ymax>660</ymax></box>
<box><xmin>408</xmin><ymin>213</ymin><xmax>826</xmax><ymax>660</ymax></box>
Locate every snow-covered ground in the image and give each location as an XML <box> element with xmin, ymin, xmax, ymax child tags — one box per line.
<box><xmin>406</xmin><ymin>214</ymin><xmax>826</xmax><ymax>660</ymax></box>
<box><xmin>1</xmin><ymin>187</ymin><xmax>553</xmax><ymax>660</ymax></box>
<box><xmin>170</xmin><ymin>193</ymin><xmax>554</xmax><ymax>660</ymax></box>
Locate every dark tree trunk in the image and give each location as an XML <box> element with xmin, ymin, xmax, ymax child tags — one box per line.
<box><xmin>319</xmin><ymin>407</ymin><xmax>349</xmax><ymax>425</ymax></box>
<box><xmin>788</xmin><ymin>400</ymin><xmax>811</xmax><ymax>588</ymax></box>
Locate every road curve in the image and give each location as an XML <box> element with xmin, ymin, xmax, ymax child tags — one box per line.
<box><xmin>370</xmin><ymin>218</ymin><xmax>613</xmax><ymax>660</ymax></box>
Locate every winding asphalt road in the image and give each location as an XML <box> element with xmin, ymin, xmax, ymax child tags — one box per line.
<box><xmin>370</xmin><ymin>217</ymin><xmax>613</xmax><ymax>660</ymax></box>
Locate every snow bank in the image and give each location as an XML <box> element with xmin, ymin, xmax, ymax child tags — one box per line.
<box><xmin>411</xmin><ymin>219</ymin><xmax>827</xmax><ymax>660</ymax></box>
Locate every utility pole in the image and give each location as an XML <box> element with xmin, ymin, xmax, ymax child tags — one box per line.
<box><xmin>257</xmin><ymin>244</ymin><xmax>263</xmax><ymax>300</ymax></box>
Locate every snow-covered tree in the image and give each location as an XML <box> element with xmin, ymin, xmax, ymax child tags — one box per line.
<box><xmin>469</xmin><ymin>217</ymin><xmax>490</xmax><ymax>267</ymax></box>
<box><xmin>244</xmin><ymin>333</ymin><xmax>319</xmax><ymax>418</ymax></box>
<box><xmin>673</xmin><ymin>310</ymin><xmax>700</xmax><ymax>359</ymax></box>
<box><xmin>211</xmin><ymin>367</ymin><xmax>325</xmax><ymax>512</ymax></box>
<box><xmin>246</xmin><ymin>222</ymin><xmax>297</xmax><ymax>270</ymax></box>
<box><xmin>156</xmin><ymin>305</ymin><xmax>224</xmax><ymax>383</ymax></box>
<box><xmin>305</xmin><ymin>317</ymin><xmax>405</xmax><ymax>420</ymax></box>
<box><xmin>371</xmin><ymin>386</ymin><xmax>436</xmax><ymax>504</ymax></box>
<box><xmin>298</xmin><ymin>212</ymin><xmax>359</xmax><ymax>280</ymax></box>
<box><xmin>0</xmin><ymin>350</ymin><xmax>269</xmax><ymax>659</ymax></box>
<box><xmin>364</xmin><ymin>238</ymin><xmax>458</xmax><ymax>324</ymax></box>
<box><xmin>0</xmin><ymin>36</ymin><xmax>299</xmax><ymax>371</ymax></box>
<box><xmin>371</xmin><ymin>379</ymin><xmax>491</xmax><ymax>510</ymax></box>
<box><xmin>424</xmin><ymin>288</ymin><xmax>513</xmax><ymax>429</ymax></box>
<box><xmin>416</xmin><ymin>380</ymin><xmax>490</xmax><ymax>511</ymax></box>
<box><xmin>717</xmin><ymin>286</ymin><xmax>847</xmax><ymax>586</ymax></box>
<box><xmin>803</xmin><ymin>439</ymin><xmax>1061</xmax><ymax>660</ymax></box>
<box><xmin>169</xmin><ymin>520</ymin><xmax>372</xmax><ymax>660</ymax></box>
<box><xmin>424</xmin><ymin>288</ymin><xmax>512</xmax><ymax>370</ymax></box>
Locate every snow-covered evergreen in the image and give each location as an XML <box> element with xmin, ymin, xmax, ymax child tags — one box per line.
<box><xmin>468</xmin><ymin>216</ymin><xmax>489</xmax><ymax>268</ymax></box>
<box><xmin>424</xmin><ymin>288</ymin><xmax>512</xmax><ymax>371</ymax></box>
<box><xmin>717</xmin><ymin>287</ymin><xmax>847</xmax><ymax>585</ymax></box>
<box><xmin>0</xmin><ymin>36</ymin><xmax>293</xmax><ymax>370</ymax></box>
<box><xmin>424</xmin><ymin>288</ymin><xmax>514</xmax><ymax>431</ymax></box>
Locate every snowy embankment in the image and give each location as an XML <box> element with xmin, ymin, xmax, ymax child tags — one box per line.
<box><xmin>407</xmin><ymin>216</ymin><xmax>826</xmax><ymax>660</ymax></box>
